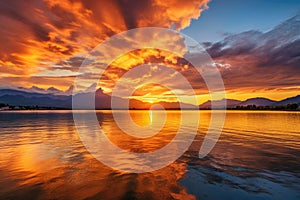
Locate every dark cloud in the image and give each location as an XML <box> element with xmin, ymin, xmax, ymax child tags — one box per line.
<box><xmin>205</xmin><ymin>15</ymin><xmax>300</xmax><ymax>91</ymax></box>
<box><xmin>0</xmin><ymin>1</ymin><xmax>48</xmax><ymax>40</ymax></box>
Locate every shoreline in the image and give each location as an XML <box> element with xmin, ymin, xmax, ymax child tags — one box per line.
<box><xmin>1</xmin><ymin>108</ymin><xmax>299</xmax><ymax>112</ymax></box>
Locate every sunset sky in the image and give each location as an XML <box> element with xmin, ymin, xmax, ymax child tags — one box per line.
<box><xmin>0</xmin><ymin>0</ymin><xmax>299</xmax><ymax>104</ymax></box>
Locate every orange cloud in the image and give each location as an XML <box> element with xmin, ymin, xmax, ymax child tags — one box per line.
<box><xmin>97</xmin><ymin>48</ymin><xmax>207</xmax><ymax>96</ymax></box>
<box><xmin>0</xmin><ymin>0</ymin><xmax>210</xmax><ymax>90</ymax></box>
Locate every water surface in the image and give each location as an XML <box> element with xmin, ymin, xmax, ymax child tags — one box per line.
<box><xmin>0</xmin><ymin>110</ymin><xmax>299</xmax><ymax>199</ymax></box>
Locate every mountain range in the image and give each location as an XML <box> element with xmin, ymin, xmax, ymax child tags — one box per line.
<box><xmin>0</xmin><ymin>86</ymin><xmax>299</xmax><ymax>109</ymax></box>
<box><xmin>199</xmin><ymin>96</ymin><xmax>300</xmax><ymax>109</ymax></box>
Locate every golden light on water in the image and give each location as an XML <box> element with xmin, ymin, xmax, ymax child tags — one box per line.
<box><xmin>0</xmin><ymin>111</ymin><xmax>300</xmax><ymax>198</ymax></box>
<box><xmin>149</xmin><ymin>110</ymin><xmax>153</xmax><ymax>125</ymax></box>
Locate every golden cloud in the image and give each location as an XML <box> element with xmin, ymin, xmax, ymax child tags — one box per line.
<box><xmin>0</xmin><ymin>0</ymin><xmax>210</xmax><ymax>89</ymax></box>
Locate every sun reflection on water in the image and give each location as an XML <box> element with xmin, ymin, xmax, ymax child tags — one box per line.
<box><xmin>0</xmin><ymin>110</ymin><xmax>299</xmax><ymax>199</ymax></box>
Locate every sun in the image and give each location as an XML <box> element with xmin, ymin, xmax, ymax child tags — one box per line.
<box><xmin>145</xmin><ymin>98</ymin><xmax>154</xmax><ymax>104</ymax></box>
<box><xmin>148</xmin><ymin>99</ymin><xmax>154</xmax><ymax>104</ymax></box>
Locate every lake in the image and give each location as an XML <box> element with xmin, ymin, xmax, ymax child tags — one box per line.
<box><xmin>0</xmin><ymin>110</ymin><xmax>299</xmax><ymax>200</ymax></box>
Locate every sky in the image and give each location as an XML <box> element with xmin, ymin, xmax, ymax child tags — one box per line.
<box><xmin>182</xmin><ymin>0</ymin><xmax>300</xmax><ymax>42</ymax></box>
<box><xmin>0</xmin><ymin>0</ymin><xmax>299</xmax><ymax>104</ymax></box>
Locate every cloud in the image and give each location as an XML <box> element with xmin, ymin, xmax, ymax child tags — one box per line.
<box><xmin>2</xmin><ymin>1</ymin><xmax>298</xmax><ymax>102</ymax></box>
<box><xmin>0</xmin><ymin>0</ymin><xmax>210</xmax><ymax>89</ymax></box>
<box><xmin>205</xmin><ymin>15</ymin><xmax>300</xmax><ymax>92</ymax></box>
<box><xmin>33</xmin><ymin>69</ymin><xmax>81</xmax><ymax>77</ymax></box>
<box><xmin>94</xmin><ymin>14</ymin><xmax>299</xmax><ymax>102</ymax></box>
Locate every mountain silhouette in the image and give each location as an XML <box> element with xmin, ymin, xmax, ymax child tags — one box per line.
<box><xmin>0</xmin><ymin>88</ymin><xmax>299</xmax><ymax>109</ymax></box>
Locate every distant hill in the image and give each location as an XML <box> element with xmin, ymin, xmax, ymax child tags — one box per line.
<box><xmin>276</xmin><ymin>95</ymin><xmax>300</xmax><ymax>106</ymax></box>
<box><xmin>199</xmin><ymin>95</ymin><xmax>300</xmax><ymax>109</ymax></box>
<box><xmin>0</xmin><ymin>88</ymin><xmax>299</xmax><ymax>110</ymax></box>
<box><xmin>0</xmin><ymin>88</ymin><xmax>197</xmax><ymax>110</ymax></box>
<box><xmin>199</xmin><ymin>98</ymin><xmax>241</xmax><ymax>109</ymax></box>
<box><xmin>15</xmin><ymin>85</ymin><xmax>73</xmax><ymax>95</ymax></box>
<box><xmin>0</xmin><ymin>89</ymin><xmax>71</xmax><ymax>108</ymax></box>
<box><xmin>237</xmin><ymin>97</ymin><xmax>277</xmax><ymax>107</ymax></box>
